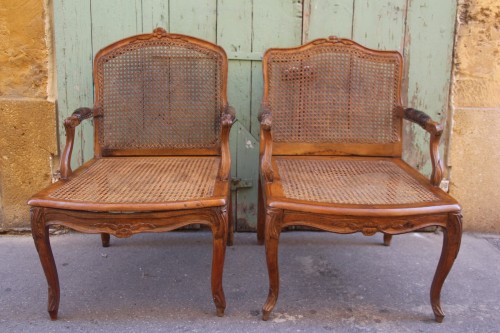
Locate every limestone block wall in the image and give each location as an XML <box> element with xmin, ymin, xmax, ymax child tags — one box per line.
<box><xmin>449</xmin><ymin>0</ymin><xmax>500</xmax><ymax>232</ymax></box>
<box><xmin>0</xmin><ymin>0</ymin><xmax>57</xmax><ymax>229</ymax></box>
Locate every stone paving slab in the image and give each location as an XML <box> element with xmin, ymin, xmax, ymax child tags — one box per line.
<box><xmin>0</xmin><ymin>231</ymin><xmax>499</xmax><ymax>332</ymax></box>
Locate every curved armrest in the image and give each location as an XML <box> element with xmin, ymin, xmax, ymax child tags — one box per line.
<box><xmin>60</xmin><ymin>107</ymin><xmax>94</xmax><ymax>179</ymax></box>
<box><xmin>403</xmin><ymin>107</ymin><xmax>444</xmax><ymax>186</ymax></box>
<box><xmin>217</xmin><ymin>105</ymin><xmax>236</xmax><ymax>181</ymax></box>
<box><xmin>258</xmin><ymin>105</ymin><xmax>274</xmax><ymax>183</ymax></box>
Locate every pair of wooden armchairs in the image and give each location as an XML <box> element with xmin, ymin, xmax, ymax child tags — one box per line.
<box><xmin>29</xmin><ymin>29</ymin><xmax>461</xmax><ymax>323</ymax></box>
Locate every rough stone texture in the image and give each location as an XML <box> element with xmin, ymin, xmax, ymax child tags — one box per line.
<box><xmin>0</xmin><ymin>0</ymin><xmax>49</xmax><ymax>99</ymax></box>
<box><xmin>449</xmin><ymin>109</ymin><xmax>500</xmax><ymax>232</ymax></box>
<box><xmin>449</xmin><ymin>0</ymin><xmax>500</xmax><ymax>232</ymax></box>
<box><xmin>0</xmin><ymin>0</ymin><xmax>57</xmax><ymax>229</ymax></box>
<box><xmin>0</xmin><ymin>99</ymin><xmax>57</xmax><ymax>228</ymax></box>
<box><xmin>453</xmin><ymin>0</ymin><xmax>500</xmax><ymax>108</ymax></box>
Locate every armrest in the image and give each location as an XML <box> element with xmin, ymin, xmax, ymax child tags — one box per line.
<box><xmin>60</xmin><ymin>107</ymin><xmax>94</xmax><ymax>179</ymax></box>
<box><xmin>403</xmin><ymin>107</ymin><xmax>444</xmax><ymax>187</ymax></box>
<box><xmin>258</xmin><ymin>105</ymin><xmax>274</xmax><ymax>183</ymax></box>
<box><xmin>217</xmin><ymin>105</ymin><xmax>236</xmax><ymax>181</ymax></box>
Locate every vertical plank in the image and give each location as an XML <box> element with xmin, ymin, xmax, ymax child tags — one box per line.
<box><xmin>252</xmin><ymin>0</ymin><xmax>303</xmax><ymax>52</ymax></box>
<box><xmin>352</xmin><ymin>0</ymin><xmax>407</xmax><ymax>51</ymax></box>
<box><xmin>217</xmin><ymin>0</ymin><xmax>252</xmax><ymax>129</ymax></box>
<box><xmin>142</xmin><ymin>0</ymin><xmax>169</xmax><ymax>32</ymax></box>
<box><xmin>90</xmin><ymin>0</ymin><xmax>143</xmax><ymax>56</ymax></box>
<box><xmin>250</xmin><ymin>0</ymin><xmax>303</xmax><ymax>138</ymax></box>
<box><xmin>234</xmin><ymin>123</ymin><xmax>260</xmax><ymax>230</ymax></box>
<box><xmin>250</xmin><ymin>62</ymin><xmax>264</xmax><ymax>140</ymax></box>
<box><xmin>218</xmin><ymin>0</ymin><xmax>256</xmax><ymax>230</ymax></box>
<box><xmin>403</xmin><ymin>0</ymin><xmax>457</xmax><ymax>176</ymax></box>
<box><xmin>229</xmin><ymin>123</ymin><xmax>238</xmax><ymax>224</ymax></box>
<box><xmin>304</xmin><ymin>0</ymin><xmax>354</xmax><ymax>42</ymax></box>
<box><xmin>169</xmin><ymin>0</ymin><xmax>217</xmax><ymax>41</ymax></box>
<box><xmin>53</xmin><ymin>0</ymin><xmax>93</xmax><ymax>169</ymax></box>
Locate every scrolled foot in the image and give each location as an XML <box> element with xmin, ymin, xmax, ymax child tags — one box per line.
<box><xmin>262</xmin><ymin>309</ymin><xmax>271</xmax><ymax>321</ymax></box>
<box><xmin>435</xmin><ymin>314</ymin><xmax>444</xmax><ymax>323</ymax></box>
<box><xmin>49</xmin><ymin>310</ymin><xmax>58</xmax><ymax>320</ymax></box>
<box><xmin>216</xmin><ymin>307</ymin><xmax>225</xmax><ymax>317</ymax></box>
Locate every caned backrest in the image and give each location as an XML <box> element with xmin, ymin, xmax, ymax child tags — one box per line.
<box><xmin>93</xmin><ymin>28</ymin><xmax>227</xmax><ymax>156</ymax></box>
<box><xmin>262</xmin><ymin>38</ymin><xmax>404</xmax><ymax>156</ymax></box>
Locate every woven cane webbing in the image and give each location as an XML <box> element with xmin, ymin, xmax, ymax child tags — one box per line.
<box><xmin>95</xmin><ymin>39</ymin><xmax>223</xmax><ymax>150</ymax></box>
<box><xmin>276</xmin><ymin>158</ymin><xmax>440</xmax><ymax>205</ymax></box>
<box><xmin>266</xmin><ymin>44</ymin><xmax>401</xmax><ymax>144</ymax></box>
<box><xmin>49</xmin><ymin>157</ymin><xmax>219</xmax><ymax>203</ymax></box>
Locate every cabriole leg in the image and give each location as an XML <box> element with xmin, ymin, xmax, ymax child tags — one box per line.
<box><xmin>101</xmin><ymin>233</ymin><xmax>110</xmax><ymax>247</ymax></box>
<box><xmin>430</xmin><ymin>212</ymin><xmax>462</xmax><ymax>322</ymax></box>
<box><xmin>257</xmin><ymin>179</ymin><xmax>265</xmax><ymax>245</ymax></box>
<box><xmin>211</xmin><ymin>207</ymin><xmax>228</xmax><ymax>317</ymax></box>
<box><xmin>262</xmin><ymin>208</ymin><xmax>283</xmax><ymax>321</ymax></box>
<box><xmin>31</xmin><ymin>207</ymin><xmax>60</xmax><ymax>320</ymax></box>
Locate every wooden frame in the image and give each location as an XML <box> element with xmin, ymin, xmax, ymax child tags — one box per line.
<box><xmin>29</xmin><ymin>28</ymin><xmax>235</xmax><ymax>320</ymax></box>
<box><xmin>257</xmin><ymin>37</ymin><xmax>462</xmax><ymax>322</ymax></box>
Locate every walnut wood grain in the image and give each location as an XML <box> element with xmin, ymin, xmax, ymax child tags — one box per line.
<box><xmin>262</xmin><ymin>207</ymin><xmax>283</xmax><ymax>321</ymax></box>
<box><xmin>430</xmin><ymin>212</ymin><xmax>462</xmax><ymax>323</ymax></box>
<box><xmin>29</xmin><ymin>29</ymin><xmax>233</xmax><ymax>320</ymax></box>
<box><xmin>31</xmin><ymin>207</ymin><xmax>59</xmax><ymax>320</ymax></box>
<box><xmin>218</xmin><ymin>105</ymin><xmax>236</xmax><ymax>181</ymax></box>
<box><xmin>258</xmin><ymin>37</ymin><xmax>462</xmax><ymax>323</ymax></box>
<box><xmin>60</xmin><ymin>107</ymin><xmax>94</xmax><ymax>179</ymax></box>
<box><xmin>258</xmin><ymin>106</ymin><xmax>274</xmax><ymax>183</ymax></box>
<box><xmin>403</xmin><ymin>107</ymin><xmax>444</xmax><ymax>186</ymax></box>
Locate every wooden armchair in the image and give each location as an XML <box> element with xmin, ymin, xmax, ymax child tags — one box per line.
<box><xmin>28</xmin><ymin>28</ymin><xmax>235</xmax><ymax>319</ymax></box>
<box><xmin>257</xmin><ymin>37</ymin><xmax>462</xmax><ymax>322</ymax></box>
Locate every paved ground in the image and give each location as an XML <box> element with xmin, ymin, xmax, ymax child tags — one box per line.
<box><xmin>1</xmin><ymin>230</ymin><xmax>499</xmax><ymax>333</ymax></box>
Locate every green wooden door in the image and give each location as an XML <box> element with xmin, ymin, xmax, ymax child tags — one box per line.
<box><xmin>54</xmin><ymin>0</ymin><xmax>457</xmax><ymax>231</ymax></box>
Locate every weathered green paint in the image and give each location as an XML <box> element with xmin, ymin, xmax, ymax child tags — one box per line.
<box><xmin>142</xmin><ymin>0</ymin><xmax>169</xmax><ymax>31</ymax></box>
<box><xmin>54</xmin><ymin>0</ymin><xmax>457</xmax><ymax>230</ymax></box>
<box><xmin>233</xmin><ymin>123</ymin><xmax>260</xmax><ymax>231</ymax></box>
<box><xmin>250</xmin><ymin>0</ymin><xmax>303</xmax><ymax>139</ymax></box>
<box><xmin>352</xmin><ymin>0</ymin><xmax>407</xmax><ymax>51</ymax></box>
<box><xmin>217</xmin><ymin>0</ymin><xmax>253</xmax><ymax>129</ymax></box>
<box><xmin>229</xmin><ymin>122</ymin><xmax>238</xmax><ymax>224</ymax></box>
<box><xmin>304</xmin><ymin>0</ymin><xmax>354</xmax><ymax>41</ymax></box>
<box><xmin>53</xmin><ymin>0</ymin><xmax>93</xmax><ymax>169</ymax></box>
<box><xmin>169</xmin><ymin>0</ymin><xmax>217</xmax><ymax>41</ymax></box>
<box><xmin>91</xmin><ymin>1</ymin><xmax>142</xmax><ymax>56</ymax></box>
<box><xmin>403</xmin><ymin>0</ymin><xmax>457</xmax><ymax>176</ymax></box>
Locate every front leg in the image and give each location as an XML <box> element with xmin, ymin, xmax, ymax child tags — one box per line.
<box><xmin>211</xmin><ymin>207</ymin><xmax>228</xmax><ymax>316</ymax></box>
<box><xmin>31</xmin><ymin>207</ymin><xmax>60</xmax><ymax>320</ymax></box>
<box><xmin>257</xmin><ymin>179</ymin><xmax>265</xmax><ymax>245</ymax></box>
<box><xmin>262</xmin><ymin>208</ymin><xmax>283</xmax><ymax>321</ymax></box>
<box><xmin>430</xmin><ymin>212</ymin><xmax>462</xmax><ymax>322</ymax></box>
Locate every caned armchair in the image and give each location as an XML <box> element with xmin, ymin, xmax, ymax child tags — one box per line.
<box><xmin>28</xmin><ymin>28</ymin><xmax>235</xmax><ymax>319</ymax></box>
<box><xmin>257</xmin><ymin>37</ymin><xmax>462</xmax><ymax>322</ymax></box>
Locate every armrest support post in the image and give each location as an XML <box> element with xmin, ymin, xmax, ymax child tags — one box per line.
<box><xmin>258</xmin><ymin>106</ymin><xmax>274</xmax><ymax>183</ymax></box>
<box><xmin>60</xmin><ymin>107</ymin><xmax>93</xmax><ymax>179</ymax></box>
<box><xmin>217</xmin><ymin>105</ymin><xmax>236</xmax><ymax>181</ymax></box>
<box><xmin>403</xmin><ymin>108</ymin><xmax>444</xmax><ymax>187</ymax></box>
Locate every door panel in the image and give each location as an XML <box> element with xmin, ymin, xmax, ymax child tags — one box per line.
<box><xmin>403</xmin><ymin>0</ymin><xmax>457</xmax><ymax>175</ymax></box>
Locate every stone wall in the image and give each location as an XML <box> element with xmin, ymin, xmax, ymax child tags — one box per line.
<box><xmin>0</xmin><ymin>0</ymin><xmax>57</xmax><ymax>229</ymax></box>
<box><xmin>449</xmin><ymin>0</ymin><xmax>500</xmax><ymax>232</ymax></box>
